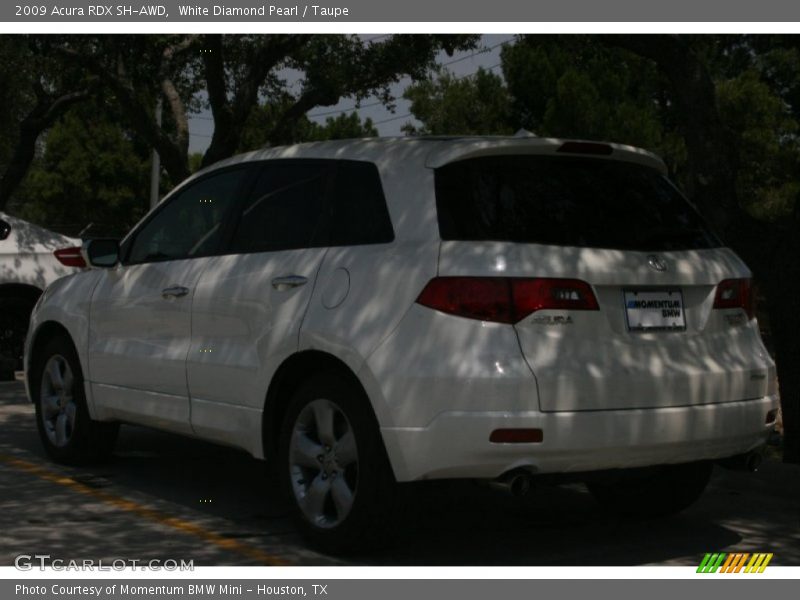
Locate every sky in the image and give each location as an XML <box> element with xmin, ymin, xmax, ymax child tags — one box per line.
<box><xmin>187</xmin><ymin>34</ymin><xmax>515</xmax><ymax>154</ymax></box>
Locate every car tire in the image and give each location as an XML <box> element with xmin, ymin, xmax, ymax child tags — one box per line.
<box><xmin>32</xmin><ymin>334</ymin><xmax>119</xmax><ymax>465</ymax></box>
<box><xmin>587</xmin><ymin>461</ymin><xmax>713</xmax><ymax>517</ymax></box>
<box><xmin>278</xmin><ymin>370</ymin><xmax>397</xmax><ymax>553</ymax></box>
<box><xmin>0</xmin><ymin>295</ymin><xmax>36</xmax><ymax>372</ymax></box>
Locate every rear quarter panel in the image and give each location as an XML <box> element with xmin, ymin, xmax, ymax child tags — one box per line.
<box><xmin>299</xmin><ymin>148</ymin><xmax>441</xmax><ymax>426</ymax></box>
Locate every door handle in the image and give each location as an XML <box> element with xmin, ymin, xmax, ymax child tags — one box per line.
<box><xmin>161</xmin><ymin>285</ymin><xmax>189</xmax><ymax>299</ymax></box>
<box><xmin>271</xmin><ymin>275</ymin><xmax>308</xmax><ymax>291</ymax></box>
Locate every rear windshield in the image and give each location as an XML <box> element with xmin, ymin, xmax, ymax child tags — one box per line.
<box><xmin>435</xmin><ymin>155</ymin><xmax>720</xmax><ymax>251</ymax></box>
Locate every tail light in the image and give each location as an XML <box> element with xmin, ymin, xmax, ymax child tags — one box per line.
<box><xmin>713</xmin><ymin>278</ymin><xmax>754</xmax><ymax>319</ymax></box>
<box><xmin>53</xmin><ymin>246</ymin><xmax>87</xmax><ymax>268</ymax></box>
<box><xmin>416</xmin><ymin>277</ymin><xmax>599</xmax><ymax>324</ymax></box>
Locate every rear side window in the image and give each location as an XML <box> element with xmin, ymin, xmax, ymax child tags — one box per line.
<box><xmin>230</xmin><ymin>159</ymin><xmax>393</xmax><ymax>254</ymax></box>
<box><xmin>435</xmin><ymin>156</ymin><xmax>719</xmax><ymax>251</ymax></box>
<box><xmin>328</xmin><ymin>161</ymin><xmax>394</xmax><ymax>246</ymax></box>
<box><xmin>230</xmin><ymin>162</ymin><xmax>330</xmax><ymax>254</ymax></box>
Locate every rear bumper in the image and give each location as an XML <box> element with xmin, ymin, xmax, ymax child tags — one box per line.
<box><xmin>381</xmin><ymin>394</ymin><xmax>779</xmax><ymax>481</ymax></box>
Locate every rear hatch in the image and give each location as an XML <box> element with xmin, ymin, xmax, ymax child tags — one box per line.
<box><xmin>434</xmin><ymin>151</ymin><xmax>774</xmax><ymax>412</ymax></box>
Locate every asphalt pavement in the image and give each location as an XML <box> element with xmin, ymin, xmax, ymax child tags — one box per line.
<box><xmin>1</xmin><ymin>379</ymin><xmax>798</xmax><ymax>567</ymax></box>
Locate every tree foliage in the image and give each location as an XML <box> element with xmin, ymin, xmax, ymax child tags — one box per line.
<box><xmin>403</xmin><ymin>67</ymin><xmax>513</xmax><ymax>135</ymax></box>
<box><xmin>1</xmin><ymin>34</ymin><xmax>478</xmax><ymax>213</ymax></box>
<box><xmin>14</xmin><ymin>101</ymin><xmax>151</xmax><ymax>237</ymax></box>
<box><xmin>0</xmin><ymin>37</ymin><xmax>90</xmax><ymax>209</ymax></box>
<box><xmin>47</xmin><ymin>34</ymin><xmax>476</xmax><ymax>184</ymax></box>
<box><xmin>239</xmin><ymin>99</ymin><xmax>378</xmax><ymax>151</ymax></box>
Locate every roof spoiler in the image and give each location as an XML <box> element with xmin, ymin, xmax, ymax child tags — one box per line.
<box><xmin>424</xmin><ymin>137</ymin><xmax>668</xmax><ymax>174</ymax></box>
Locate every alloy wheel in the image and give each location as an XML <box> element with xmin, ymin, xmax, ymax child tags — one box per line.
<box><xmin>289</xmin><ymin>398</ymin><xmax>359</xmax><ymax>528</ymax></box>
<box><xmin>39</xmin><ymin>354</ymin><xmax>77</xmax><ymax>448</ymax></box>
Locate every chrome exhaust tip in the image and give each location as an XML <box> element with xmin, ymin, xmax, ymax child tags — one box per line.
<box><xmin>489</xmin><ymin>471</ymin><xmax>533</xmax><ymax>497</ymax></box>
<box><xmin>745</xmin><ymin>451</ymin><xmax>763</xmax><ymax>472</ymax></box>
<box><xmin>718</xmin><ymin>450</ymin><xmax>764</xmax><ymax>472</ymax></box>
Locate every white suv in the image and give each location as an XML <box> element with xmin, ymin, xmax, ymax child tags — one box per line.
<box><xmin>25</xmin><ymin>136</ymin><xmax>778</xmax><ymax>550</ymax></box>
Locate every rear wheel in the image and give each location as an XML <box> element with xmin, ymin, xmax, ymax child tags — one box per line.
<box><xmin>587</xmin><ymin>461</ymin><xmax>713</xmax><ymax>517</ymax></box>
<box><xmin>32</xmin><ymin>334</ymin><xmax>118</xmax><ymax>464</ymax></box>
<box><xmin>279</xmin><ymin>371</ymin><xmax>396</xmax><ymax>552</ymax></box>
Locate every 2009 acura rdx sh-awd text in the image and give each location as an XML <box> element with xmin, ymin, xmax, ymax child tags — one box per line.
<box><xmin>25</xmin><ymin>135</ymin><xmax>778</xmax><ymax>550</ymax></box>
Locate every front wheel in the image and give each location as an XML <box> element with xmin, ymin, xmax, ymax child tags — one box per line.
<box><xmin>587</xmin><ymin>461</ymin><xmax>713</xmax><ymax>517</ymax></box>
<box><xmin>279</xmin><ymin>371</ymin><xmax>396</xmax><ymax>552</ymax></box>
<box><xmin>32</xmin><ymin>335</ymin><xmax>118</xmax><ymax>464</ymax></box>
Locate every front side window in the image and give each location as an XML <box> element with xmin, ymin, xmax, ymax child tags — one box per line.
<box><xmin>126</xmin><ymin>169</ymin><xmax>245</xmax><ymax>264</ymax></box>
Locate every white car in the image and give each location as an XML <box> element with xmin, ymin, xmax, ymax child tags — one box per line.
<box><xmin>0</xmin><ymin>212</ymin><xmax>82</xmax><ymax>373</ymax></box>
<box><xmin>25</xmin><ymin>136</ymin><xmax>778</xmax><ymax>550</ymax></box>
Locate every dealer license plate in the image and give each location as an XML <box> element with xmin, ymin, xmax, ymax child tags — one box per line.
<box><xmin>624</xmin><ymin>289</ymin><xmax>686</xmax><ymax>331</ymax></box>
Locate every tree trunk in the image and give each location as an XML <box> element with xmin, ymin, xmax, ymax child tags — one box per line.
<box><xmin>603</xmin><ymin>34</ymin><xmax>799</xmax><ymax>463</ymax></box>
<box><xmin>0</xmin><ymin>119</ymin><xmax>40</xmax><ymax>211</ymax></box>
<box><xmin>758</xmin><ymin>226</ymin><xmax>800</xmax><ymax>462</ymax></box>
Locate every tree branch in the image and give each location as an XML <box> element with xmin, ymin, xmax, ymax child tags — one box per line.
<box><xmin>55</xmin><ymin>43</ymin><xmax>190</xmax><ymax>182</ymax></box>
<box><xmin>201</xmin><ymin>35</ymin><xmax>310</xmax><ymax>167</ymax></box>
<box><xmin>160</xmin><ymin>35</ymin><xmax>199</xmax><ymax>157</ymax></box>
<box><xmin>0</xmin><ymin>88</ymin><xmax>88</xmax><ymax>210</ymax></box>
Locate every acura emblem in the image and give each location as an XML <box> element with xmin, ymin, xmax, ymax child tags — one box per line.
<box><xmin>647</xmin><ymin>255</ymin><xmax>668</xmax><ymax>272</ymax></box>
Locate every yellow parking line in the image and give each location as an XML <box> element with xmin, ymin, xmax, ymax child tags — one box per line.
<box><xmin>0</xmin><ymin>454</ymin><xmax>290</xmax><ymax>566</ymax></box>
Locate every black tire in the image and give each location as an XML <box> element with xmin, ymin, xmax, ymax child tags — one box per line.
<box><xmin>32</xmin><ymin>334</ymin><xmax>119</xmax><ymax>464</ymax></box>
<box><xmin>587</xmin><ymin>461</ymin><xmax>713</xmax><ymax>517</ymax></box>
<box><xmin>0</xmin><ymin>295</ymin><xmax>37</xmax><ymax>371</ymax></box>
<box><xmin>278</xmin><ymin>370</ymin><xmax>397</xmax><ymax>553</ymax></box>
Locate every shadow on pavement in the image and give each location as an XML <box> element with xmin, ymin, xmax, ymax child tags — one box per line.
<box><xmin>2</xmin><ymin>381</ymin><xmax>798</xmax><ymax>566</ymax></box>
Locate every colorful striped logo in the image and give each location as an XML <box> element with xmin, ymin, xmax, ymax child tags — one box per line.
<box><xmin>697</xmin><ymin>553</ymin><xmax>773</xmax><ymax>573</ymax></box>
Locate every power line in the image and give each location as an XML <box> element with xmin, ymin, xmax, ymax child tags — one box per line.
<box><xmin>439</xmin><ymin>38</ymin><xmax>514</xmax><ymax>68</ymax></box>
<box><xmin>372</xmin><ymin>63</ymin><xmax>503</xmax><ymax>126</ymax></box>
<box><xmin>308</xmin><ymin>100</ymin><xmax>385</xmax><ymax>119</ymax></box>
<box><xmin>188</xmin><ymin>36</ymin><xmax>398</xmax><ymax>122</ymax></box>
<box><xmin>306</xmin><ymin>37</ymin><xmax>515</xmax><ymax>119</ymax></box>
<box><xmin>188</xmin><ymin>38</ymin><xmax>514</xmax><ymax>132</ymax></box>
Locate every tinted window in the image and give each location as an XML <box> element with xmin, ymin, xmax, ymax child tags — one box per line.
<box><xmin>127</xmin><ymin>169</ymin><xmax>245</xmax><ymax>264</ymax></box>
<box><xmin>435</xmin><ymin>156</ymin><xmax>719</xmax><ymax>251</ymax></box>
<box><xmin>230</xmin><ymin>162</ymin><xmax>329</xmax><ymax>254</ymax></box>
<box><xmin>328</xmin><ymin>161</ymin><xmax>394</xmax><ymax>246</ymax></box>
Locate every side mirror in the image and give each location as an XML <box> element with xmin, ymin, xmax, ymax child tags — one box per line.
<box><xmin>82</xmin><ymin>238</ymin><xmax>120</xmax><ymax>268</ymax></box>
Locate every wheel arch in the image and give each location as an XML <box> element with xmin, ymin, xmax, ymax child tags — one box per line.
<box><xmin>0</xmin><ymin>283</ymin><xmax>43</xmax><ymax>305</ymax></box>
<box><xmin>26</xmin><ymin>320</ymin><xmax>76</xmax><ymax>402</ymax></box>
<box><xmin>0</xmin><ymin>284</ymin><xmax>45</xmax><ymax>371</ymax></box>
<box><xmin>262</xmin><ymin>350</ymin><xmax>380</xmax><ymax>462</ymax></box>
